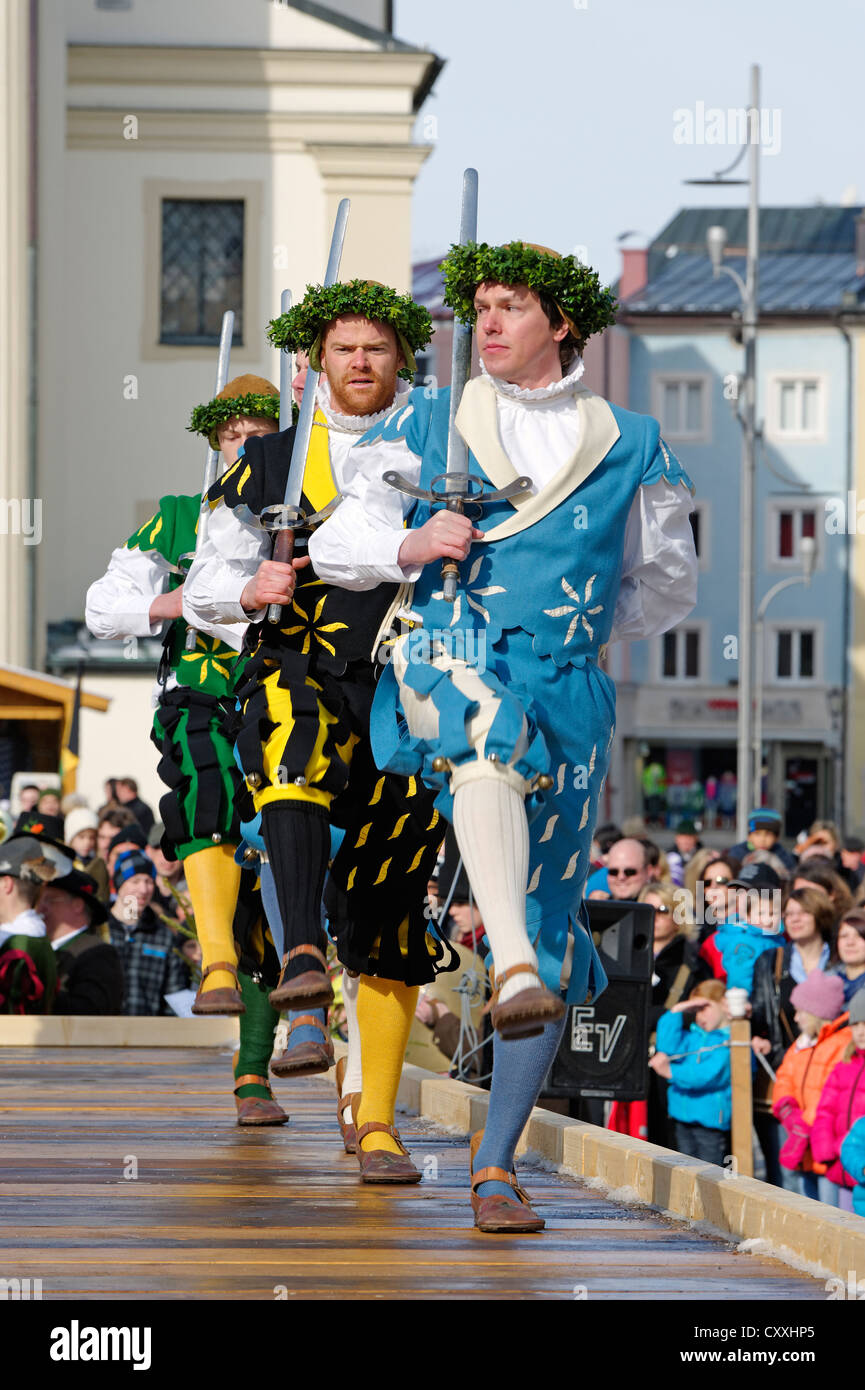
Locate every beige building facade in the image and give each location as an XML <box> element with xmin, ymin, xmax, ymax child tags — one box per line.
<box><xmin>1</xmin><ymin>0</ymin><xmax>440</xmax><ymax>808</ymax></box>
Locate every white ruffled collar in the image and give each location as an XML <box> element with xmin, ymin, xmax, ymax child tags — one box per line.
<box><xmin>316</xmin><ymin>376</ymin><xmax>411</xmax><ymax>433</ymax></box>
<box><xmin>483</xmin><ymin>353</ymin><xmax>585</xmax><ymax>404</ymax></box>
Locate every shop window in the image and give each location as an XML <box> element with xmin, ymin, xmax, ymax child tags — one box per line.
<box><xmin>160</xmin><ymin>199</ymin><xmax>244</xmax><ymax>347</ymax></box>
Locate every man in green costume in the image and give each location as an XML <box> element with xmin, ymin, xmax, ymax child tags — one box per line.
<box><xmin>86</xmin><ymin>374</ymin><xmax>289</xmax><ymax>1123</ymax></box>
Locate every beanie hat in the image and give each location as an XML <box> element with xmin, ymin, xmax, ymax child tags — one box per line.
<box><xmin>749</xmin><ymin>808</ymin><xmax>782</xmax><ymax>833</ymax></box>
<box><xmin>790</xmin><ymin>970</ymin><xmax>845</xmax><ymax>1021</ymax></box>
<box><xmin>848</xmin><ymin>989</ymin><xmax>865</xmax><ymax>1026</ymax></box>
<box><xmin>113</xmin><ymin>849</ymin><xmax>156</xmax><ymax>890</ymax></box>
<box><xmin>64</xmin><ymin>808</ymin><xmax>98</xmax><ymax>842</ymax></box>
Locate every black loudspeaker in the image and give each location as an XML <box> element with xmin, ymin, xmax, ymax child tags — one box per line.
<box><xmin>542</xmin><ymin>898</ymin><xmax>654</xmax><ymax>1101</ymax></box>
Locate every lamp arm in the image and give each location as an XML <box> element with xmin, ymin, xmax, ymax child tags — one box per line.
<box><xmin>755</xmin><ymin>574</ymin><xmax>807</xmax><ymax>622</ymax></box>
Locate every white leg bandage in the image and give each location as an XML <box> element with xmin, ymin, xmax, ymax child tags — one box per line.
<box><xmin>341</xmin><ymin>969</ymin><xmax>363</xmax><ymax>1097</ymax></box>
<box><xmin>452</xmin><ymin>779</ymin><xmax>541</xmax><ymax>1005</ymax></box>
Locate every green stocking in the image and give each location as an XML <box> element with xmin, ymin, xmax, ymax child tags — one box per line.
<box><xmin>234</xmin><ymin>971</ymin><xmax>280</xmax><ymax>1100</ymax></box>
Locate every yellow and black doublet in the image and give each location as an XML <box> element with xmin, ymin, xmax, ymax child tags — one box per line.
<box><xmin>209</xmin><ymin>412</ymin><xmax>453</xmax><ymax>987</ymax></box>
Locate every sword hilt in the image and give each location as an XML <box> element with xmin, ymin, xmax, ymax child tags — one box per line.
<box><xmin>441</xmin><ymin>493</ymin><xmax>465</xmax><ymax>604</ymax></box>
<box><xmin>384</xmin><ymin>470</ymin><xmax>532</xmax><ymax>604</ymax></box>
<box><xmin>267</xmin><ymin>525</ymin><xmax>297</xmax><ymax>625</ymax></box>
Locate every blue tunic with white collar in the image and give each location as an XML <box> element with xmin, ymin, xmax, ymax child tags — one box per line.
<box><xmin>362</xmin><ymin>382</ymin><xmax>694</xmax><ymax>1004</ymax></box>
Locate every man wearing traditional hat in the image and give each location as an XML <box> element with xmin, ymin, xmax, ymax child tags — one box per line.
<box><xmin>39</xmin><ymin>865</ymin><xmax>124</xmax><ymax>1015</ymax></box>
<box><xmin>309</xmin><ymin>241</ymin><xmax>698</xmax><ymax>1227</ymax></box>
<box><xmin>0</xmin><ymin>835</ymin><xmax>62</xmax><ymax>1012</ymax></box>
<box><xmin>184</xmin><ymin>280</ymin><xmax>453</xmax><ymax>1180</ymax></box>
<box><xmin>87</xmin><ymin>376</ymin><xmax>294</xmax><ymax>1122</ymax></box>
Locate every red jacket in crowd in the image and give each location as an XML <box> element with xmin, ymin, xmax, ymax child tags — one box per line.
<box><xmin>810</xmin><ymin>1046</ymin><xmax>865</xmax><ymax>1187</ymax></box>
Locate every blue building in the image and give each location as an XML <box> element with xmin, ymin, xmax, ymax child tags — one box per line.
<box><xmin>609</xmin><ymin>205</ymin><xmax>865</xmax><ymax>834</ymax></box>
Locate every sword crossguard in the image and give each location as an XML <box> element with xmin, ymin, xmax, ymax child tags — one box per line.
<box><xmin>384</xmin><ymin>470</ymin><xmax>533</xmax><ymax>603</ymax></box>
<box><xmin>259</xmin><ymin>496</ymin><xmax>342</xmax><ymax>536</ymax></box>
<box><xmin>259</xmin><ymin>504</ymin><xmax>306</xmax><ymax>534</ymax></box>
<box><xmin>383</xmin><ymin>470</ymin><xmax>532</xmax><ymax>511</ymax></box>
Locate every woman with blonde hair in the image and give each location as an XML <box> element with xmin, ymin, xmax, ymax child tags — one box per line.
<box><xmin>640</xmin><ymin>880</ymin><xmax>709</xmax><ymax>1146</ymax></box>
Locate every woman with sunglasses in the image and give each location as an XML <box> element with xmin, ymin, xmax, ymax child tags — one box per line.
<box><xmin>641</xmin><ymin>881</ymin><xmax>709</xmax><ymax>1145</ymax></box>
<box><xmin>691</xmin><ymin>857</ymin><xmax>740</xmax><ymax>979</ymax></box>
<box><xmin>749</xmin><ymin>885</ymin><xmax>836</xmax><ymax>1187</ymax></box>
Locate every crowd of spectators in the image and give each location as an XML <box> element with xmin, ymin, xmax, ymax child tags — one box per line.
<box><xmin>0</xmin><ymin>777</ymin><xmax>197</xmax><ymax>1017</ymax></box>
<box><xmin>587</xmin><ymin>809</ymin><xmax>865</xmax><ymax>1211</ymax></box>
<box><xmin>4</xmin><ymin>777</ymin><xmax>865</xmax><ymax>1214</ymax></box>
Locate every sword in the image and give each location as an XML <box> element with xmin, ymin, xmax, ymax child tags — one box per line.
<box><xmin>384</xmin><ymin>171</ymin><xmax>531</xmax><ymax>602</ymax></box>
<box><xmin>183</xmin><ymin>309</ymin><xmax>235</xmax><ymax>650</ymax></box>
<box><xmin>262</xmin><ymin>197</ymin><xmax>350</xmax><ymax>626</ymax></box>
<box><xmin>278</xmin><ymin>287</ymin><xmax>292</xmax><ymax>421</ymax></box>
<box><xmin>440</xmin><ymin>168</ymin><xmax>478</xmax><ymax>602</ymax></box>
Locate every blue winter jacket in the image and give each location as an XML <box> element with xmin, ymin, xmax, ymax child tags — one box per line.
<box><xmin>714</xmin><ymin>917</ymin><xmax>783</xmax><ymax>993</ymax></box>
<box><xmin>840</xmin><ymin>1117</ymin><xmax>865</xmax><ymax>1220</ymax></box>
<box><xmin>655</xmin><ymin>1010</ymin><xmax>733</xmax><ymax>1131</ymax></box>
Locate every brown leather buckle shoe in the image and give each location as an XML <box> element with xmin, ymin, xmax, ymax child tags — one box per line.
<box><xmin>270</xmin><ymin>1014</ymin><xmax>335</xmax><ymax>1078</ymax></box>
<box><xmin>469</xmin><ymin>1130</ymin><xmax>544</xmax><ymax>1233</ymax></box>
<box><xmin>335</xmin><ymin>1056</ymin><xmax>358</xmax><ymax>1154</ymax></box>
<box><xmin>268</xmin><ymin>945</ymin><xmax>334</xmax><ymax>1011</ymax></box>
<box><xmin>191</xmin><ymin>961</ymin><xmax>245</xmax><ymax>1016</ymax></box>
<box><xmin>234</xmin><ymin>1075</ymin><xmax>289</xmax><ymax>1126</ymax></box>
<box><xmin>486</xmin><ymin>963</ymin><xmax>565</xmax><ymax>1041</ymax></box>
<box><xmin>355</xmin><ymin>1118</ymin><xmax>421</xmax><ymax>1184</ymax></box>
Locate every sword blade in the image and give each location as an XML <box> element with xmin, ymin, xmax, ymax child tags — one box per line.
<box><xmin>278</xmin><ymin>288</ymin><xmax>292</xmax><ymax>415</ymax></box>
<box><xmin>445</xmin><ymin>168</ymin><xmax>478</xmax><ymax>492</ymax></box>
<box><xmin>196</xmin><ymin>310</ymin><xmax>235</xmax><ymax>547</ymax></box>
<box><xmin>441</xmin><ymin>169</ymin><xmax>478</xmax><ymax>601</ymax></box>
<box><xmin>281</xmin><ymin>197</ymin><xmax>350</xmax><ymax>513</ymax></box>
<box><xmin>184</xmin><ymin>309</ymin><xmax>235</xmax><ymax>648</ymax></box>
<box><xmin>266</xmin><ymin>198</ymin><xmax>350</xmax><ymax>624</ymax></box>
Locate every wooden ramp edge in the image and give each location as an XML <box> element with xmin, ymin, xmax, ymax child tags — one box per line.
<box><xmin>396</xmin><ymin>1063</ymin><xmax>865</xmax><ymax>1286</ymax></box>
<box><xmin>0</xmin><ymin>1017</ymin><xmax>239</xmax><ymax>1047</ymax></box>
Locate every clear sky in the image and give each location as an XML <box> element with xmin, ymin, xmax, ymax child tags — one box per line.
<box><xmin>394</xmin><ymin>0</ymin><xmax>864</xmax><ymax>283</ymax></box>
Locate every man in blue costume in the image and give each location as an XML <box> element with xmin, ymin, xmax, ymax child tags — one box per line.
<box><xmin>305</xmin><ymin>241</ymin><xmax>699</xmax><ymax>1231</ymax></box>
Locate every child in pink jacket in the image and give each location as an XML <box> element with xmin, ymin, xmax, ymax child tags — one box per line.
<box><xmin>811</xmin><ymin>989</ymin><xmax>865</xmax><ymax>1211</ymax></box>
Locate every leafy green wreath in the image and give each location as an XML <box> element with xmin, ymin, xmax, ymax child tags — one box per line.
<box><xmin>187</xmin><ymin>392</ymin><xmax>281</xmax><ymax>443</ymax></box>
<box><xmin>441</xmin><ymin>241</ymin><xmax>617</xmax><ymax>344</ymax></box>
<box><xmin>266</xmin><ymin>280</ymin><xmax>433</xmax><ymax>381</ymax></box>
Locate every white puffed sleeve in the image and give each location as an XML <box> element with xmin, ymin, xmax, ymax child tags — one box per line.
<box><xmin>85</xmin><ymin>546</ymin><xmax>173</xmax><ymax>640</ymax></box>
<box><xmin>183</xmin><ymin>502</ymin><xmax>270</xmax><ymax>632</ymax></box>
<box><xmin>309</xmin><ymin>433</ymin><xmax>422</xmax><ymax>590</ymax></box>
<box><xmin>609</xmin><ymin>479</ymin><xmax>698</xmax><ymax>643</ymax></box>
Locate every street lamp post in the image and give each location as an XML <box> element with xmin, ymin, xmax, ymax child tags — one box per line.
<box><xmin>691</xmin><ymin>64</ymin><xmax>761</xmax><ymax>844</ymax></box>
<box><xmin>752</xmin><ymin>536</ymin><xmax>817</xmax><ymax>809</ymax></box>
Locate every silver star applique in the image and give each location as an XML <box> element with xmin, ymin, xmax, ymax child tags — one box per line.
<box><xmin>543</xmin><ymin>575</ymin><xmax>604</xmax><ymax>645</ymax></box>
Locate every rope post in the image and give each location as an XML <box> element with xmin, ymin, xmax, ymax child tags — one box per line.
<box><xmin>730</xmin><ymin>1018</ymin><xmax>754</xmax><ymax>1177</ymax></box>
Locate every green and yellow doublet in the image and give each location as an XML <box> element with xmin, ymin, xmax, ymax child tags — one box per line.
<box><xmin>125</xmin><ymin>494</ymin><xmax>244</xmax><ymax>860</ymax></box>
<box><xmin>208</xmin><ymin>415</ymin><xmax>452</xmax><ymax>985</ymax></box>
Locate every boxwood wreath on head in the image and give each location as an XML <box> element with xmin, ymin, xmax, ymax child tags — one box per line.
<box><xmin>188</xmin><ymin>373</ymin><xmax>281</xmax><ymax>449</ymax></box>
<box><xmin>266</xmin><ymin>280</ymin><xmax>433</xmax><ymax>382</ymax></box>
<box><xmin>440</xmin><ymin>241</ymin><xmax>618</xmax><ymax>371</ymax></box>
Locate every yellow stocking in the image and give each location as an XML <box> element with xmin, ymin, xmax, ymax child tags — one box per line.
<box><xmin>184</xmin><ymin>844</ymin><xmax>242</xmax><ymax>993</ymax></box>
<box><xmin>356</xmin><ymin>972</ymin><xmax>419</xmax><ymax>1155</ymax></box>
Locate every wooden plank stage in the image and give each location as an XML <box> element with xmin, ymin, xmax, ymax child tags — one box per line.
<box><xmin>0</xmin><ymin>1047</ymin><xmax>827</xmax><ymax>1301</ymax></box>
